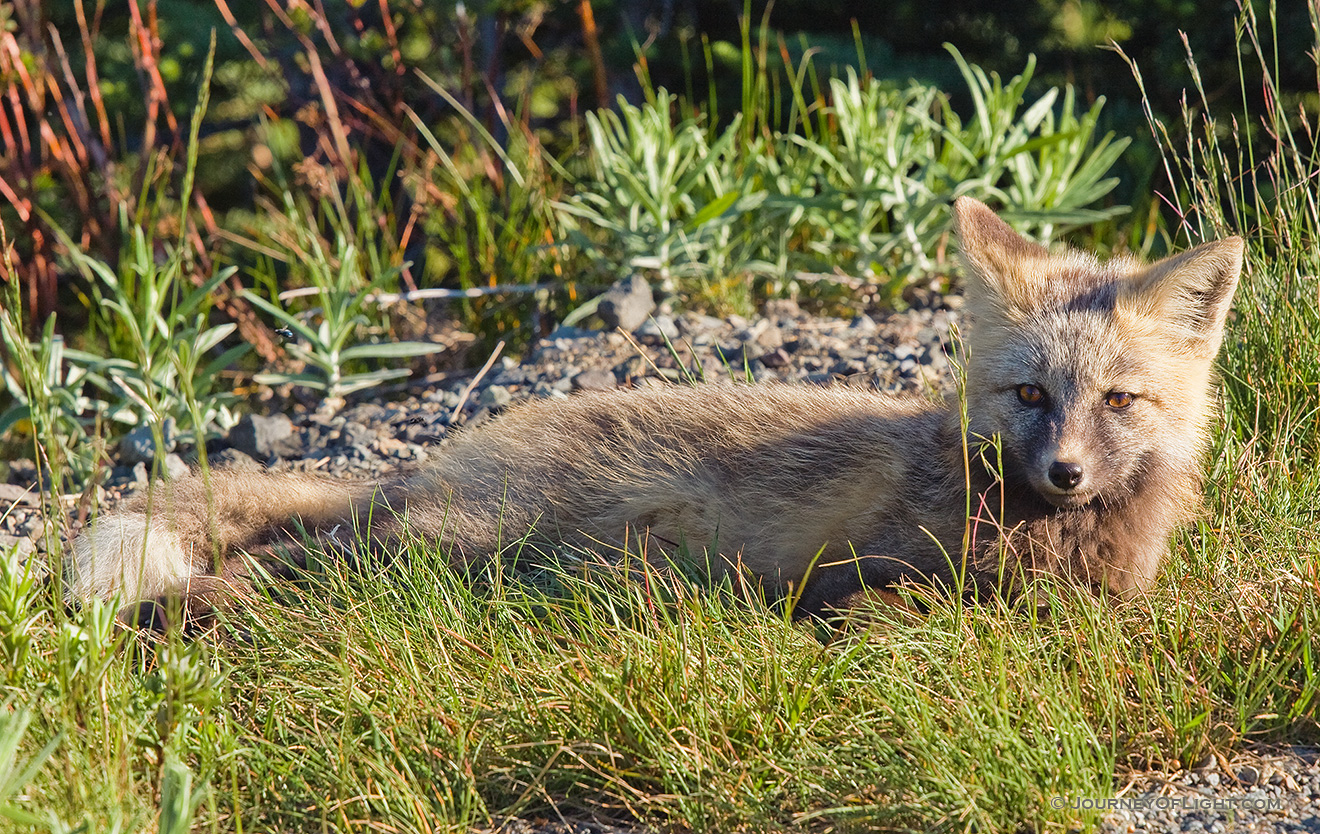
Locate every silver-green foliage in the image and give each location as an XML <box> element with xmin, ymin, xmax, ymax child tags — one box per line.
<box><xmin>0</xmin><ymin>312</ymin><xmax>108</xmax><ymax>482</ymax></box>
<box><xmin>560</xmin><ymin>45</ymin><xmax>1129</xmax><ymax>302</ymax></box>
<box><xmin>243</xmin><ymin>190</ymin><xmax>444</xmax><ymax>401</ymax></box>
<box><xmin>0</xmin><ymin>221</ymin><xmax>248</xmax><ymax>480</ymax></box>
<box><xmin>69</xmin><ymin>217</ymin><xmax>250</xmax><ymax>435</ymax></box>
<box><xmin>556</xmin><ymin>89</ymin><xmax>769</xmax><ymax>307</ymax></box>
<box><xmin>792</xmin><ymin>47</ymin><xmax>1129</xmax><ymax>289</ymax></box>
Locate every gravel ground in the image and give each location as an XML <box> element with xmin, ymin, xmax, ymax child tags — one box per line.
<box><xmin>3</xmin><ymin>290</ymin><xmax>1317</xmax><ymax>832</ymax></box>
<box><xmin>1099</xmin><ymin>748</ymin><xmax>1320</xmax><ymax>833</ymax></box>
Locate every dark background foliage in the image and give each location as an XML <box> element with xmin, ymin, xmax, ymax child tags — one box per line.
<box><xmin>1</xmin><ymin>0</ymin><xmax>1310</xmax><ymax>359</ymax></box>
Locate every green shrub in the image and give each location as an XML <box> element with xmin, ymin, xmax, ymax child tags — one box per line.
<box><xmin>241</xmin><ymin>172</ymin><xmax>444</xmax><ymax>404</ymax></box>
<box><xmin>558</xmin><ymin>45</ymin><xmax>1129</xmax><ymax>308</ymax></box>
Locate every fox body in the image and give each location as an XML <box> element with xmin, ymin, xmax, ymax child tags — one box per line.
<box><xmin>69</xmin><ymin>199</ymin><xmax>1244</xmax><ymax>618</ymax></box>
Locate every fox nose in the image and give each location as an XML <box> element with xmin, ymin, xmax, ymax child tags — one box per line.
<box><xmin>1048</xmin><ymin>461</ymin><xmax>1084</xmax><ymax>490</ymax></box>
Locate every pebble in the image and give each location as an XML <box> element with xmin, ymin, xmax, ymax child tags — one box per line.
<box><xmin>1099</xmin><ymin>748</ymin><xmax>1319</xmax><ymax>834</ymax></box>
<box><xmin>162</xmin><ymin>453</ymin><xmax>189</xmax><ymax>480</ymax></box>
<box><xmin>478</xmin><ymin>385</ymin><xmax>513</xmax><ymax>410</ymax></box>
<box><xmin>635</xmin><ymin>315</ymin><xmax>680</xmax><ymax>341</ymax></box>
<box><xmin>572</xmin><ymin>368</ymin><xmax>617</xmax><ymax>392</ymax></box>
<box><xmin>119</xmin><ymin>417</ymin><xmax>177</xmax><ymax>465</ymax></box>
<box><xmin>849</xmin><ymin>314</ymin><xmax>879</xmax><ymax>333</ymax></box>
<box><xmin>228</xmin><ymin>413</ymin><xmax>300</xmax><ymax>461</ymax></box>
<box><xmin>0</xmin><ymin>483</ymin><xmax>39</xmax><ymax>506</ymax></box>
<box><xmin>205</xmin><ymin>449</ymin><xmax>263</xmax><ymax>472</ymax></box>
<box><xmin>596</xmin><ymin>275</ymin><xmax>655</xmax><ymax>332</ymax></box>
<box><xmin>0</xmin><ymin>533</ymin><xmax>35</xmax><ymax>559</ymax></box>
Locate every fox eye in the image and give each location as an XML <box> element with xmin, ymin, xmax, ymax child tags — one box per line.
<box><xmin>1106</xmin><ymin>391</ymin><xmax>1135</xmax><ymax>409</ymax></box>
<box><xmin>1016</xmin><ymin>384</ymin><xmax>1045</xmax><ymax>405</ymax></box>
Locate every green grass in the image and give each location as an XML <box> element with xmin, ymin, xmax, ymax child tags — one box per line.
<box><xmin>3</xmin><ymin>7</ymin><xmax>1320</xmax><ymax>834</ymax></box>
<box><xmin>2</xmin><ymin>499</ymin><xmax>1316</xmax><ymax>832</ymax></box>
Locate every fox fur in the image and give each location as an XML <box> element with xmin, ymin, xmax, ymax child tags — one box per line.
<box><xmin>68</xmin><ymin>198</ymin><xmax>1244</xmax><ymax>620</ymax></box>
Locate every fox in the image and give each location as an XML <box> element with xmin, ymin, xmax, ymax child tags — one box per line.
<box><xmin>67</xmin><ymin>198</ymin><xmax>1244</xmax><ymax>622</ymax></box>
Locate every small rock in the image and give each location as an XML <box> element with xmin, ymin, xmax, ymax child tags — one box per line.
<box><xmin>479</xmin><ymin>385</ymin><xmax>513</xmax><ymax>410</ymax></box>
<box><xmin>119</xmin><ymin>418</ymin><xmax>176</xmax><ymax>465</ymax></box>
<box><xmin>547</xmin><ymin>324</ymin><xmax>596</xmax><ymax>341</ymax></box>
<box><xmin>0</xmin><ymin>484</ymin><xmax>39</xmax><ymax>507</ymax></box>
<box><xmin>725</xmin><ymin>342</ymin><xmax>762</xmax><ymax>365</ymax></box>
<box><xmin>614</xmin><ymin>356</ymin><xmax>648</xmax><ymax>380</ymax></box>
<box><xmin>228</xmin><ymin>413</ymin><xmax>300</xmax><ymax>460</ymax></box>
<box><xmin>572</xmin><ymin>369</ymin><xmax>616</xmax><ymax>392</ymax></box>
<box><xmin>492</xmin><ymin>367</ymin><xmax>526</xmax><ymax>386</ymax></box>
<box><xmin>678</xmin><ymin>313</ymin><xmax>725</xmax><ymax>335</ymax></box>
<box><xmin>1236</xmin><ymin>764</ymin><xmax>1261</xmax><ymax>785</ymax></box>
<box><xmin>763</xmin><ymin>298</ymin><xmax>799</xmax><ymax>319</ymax></box>
<box><xmin>341</xmin><ymin>403</ymin><xmax>385</xmax><ymax>424</ymax></box>
<box><xmin>0</xmin><ymin>533</ymin><xmax>35</xmax><ymax>560</ymax></box>
<box><xmin>338</xmin><ymin>421</ymin><xmax>373</xmax><ymax>448</ymax></box>
<box><xmin>754</xmin><ymin>325</ymin><xmax>783</xmax><ymax>350</ymax></box>
<box><xmin>596</xmin><ymin>275</ymin><xmax>655</xmax><ymax>331</ymax></box>
<box><xmin>924</xmin><ymin>349</ymin><xmax>950</xmax><ymax>371</ymax></box>
<box><xmin>636</xmin><ymin>315</ymin><xmax>680</xmax><ymax>341</ymax></box>
<box><xmin>162</xmin><ymin>453</ymin><xmax>190</xmax><ymax>480</ymax></box>
<box><xmin>376</xmin><ymin>436</ymin><xmax>407</xmax><ymax>456</ymax></box>
<box><xmin>849</xmin><ymin>314</ymin><xmax>879</xmax><ymax>334</ymax></box>
<box><xmin>5</xmin><ymin>459</ymin><xmax>38</xmax><ymax>488</ymax></box>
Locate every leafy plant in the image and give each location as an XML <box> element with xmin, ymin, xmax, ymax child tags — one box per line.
<box><xmin>0</xmin><ymin>708</ymin><xmax>60</xmax><ymax>829</ymax></box>
<box><xmin>556</xmin><ymin>89</ymin><xmax>768</xmax><ymax>308</ymax></box>
<box><xmin>0</xmin><ymin>538</ymin><xmax>42</xmax><ymax>688</ymax></box>
<box><xmin>942</xmin><ymin>46</ymin><xmax>1131</xmax><ymax>237</ymax></box>
<box><xmin>244</xmin><ymin>191</ymin><xmax>443</xmax><ymax>402</ymax></box>
<box><xmin>558</xmin><ymin>45</ymin><xmax>1129</xmax><ymax>309</ymax></box>
<box><xmin>1</xmin><ymin>229</ymin><xmax>247</xmax><ymax>479</ymax></box>
<box><xmin>0</xmin><ymin>306</ymin><xmax>109</xmax><ymax>482</ymax></box>
<box><xmin>781</xmin><ymin>47</ymin><xmax>1130</xmax><ymax>294</ymax></box>
<box><xmin>62</xmin><ymin>213</ymin><xmax>250</xmax><ymax>446</ymax></box>
<box><xmin>2</xmin><ymin>36</ymin><xmax>254</xmax><ymax>482</ymax></box>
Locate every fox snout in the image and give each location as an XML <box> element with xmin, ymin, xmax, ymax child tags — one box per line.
<box><xmin>1047</xmin><ymin>460</ymin><xmax>1084</xmax><ymax>490</ymax></box>
<box><xmin>1034</xmin><ymin>454</ymin><xmax>1092</xmax><ymax>506</ymax></box>
<box><xmin>1023</xmin><ymin>432</ymin><xmax>1100</xmax><ymax>504</ymax></box>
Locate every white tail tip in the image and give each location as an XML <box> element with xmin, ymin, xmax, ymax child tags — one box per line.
<box><xmin>68</xmin><ymin>515</ymin><xmax>194</xmax><ymax>602</ymax></box>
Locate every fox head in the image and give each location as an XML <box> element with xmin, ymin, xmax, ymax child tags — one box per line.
<box><xmin>952</xmin><ymin>197</ymin><xmax>1243</xmax><ymax>509</ymax></box>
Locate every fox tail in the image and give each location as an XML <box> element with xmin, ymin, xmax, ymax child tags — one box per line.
<box><xmin>68</xmin><ymin>471</ymin><xmax>374</xmax><ymax>604</ymax></box>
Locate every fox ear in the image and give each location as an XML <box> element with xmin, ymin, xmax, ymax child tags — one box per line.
<box><xmin>1119</xmin><ymin>237</ymin><xmax>1244</xmax><ymax>356</ymax></box>
<box><xmin>952</xmin><ymin>197</ymin><xmax>1050</xmax><ymax>315</ymax></box>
